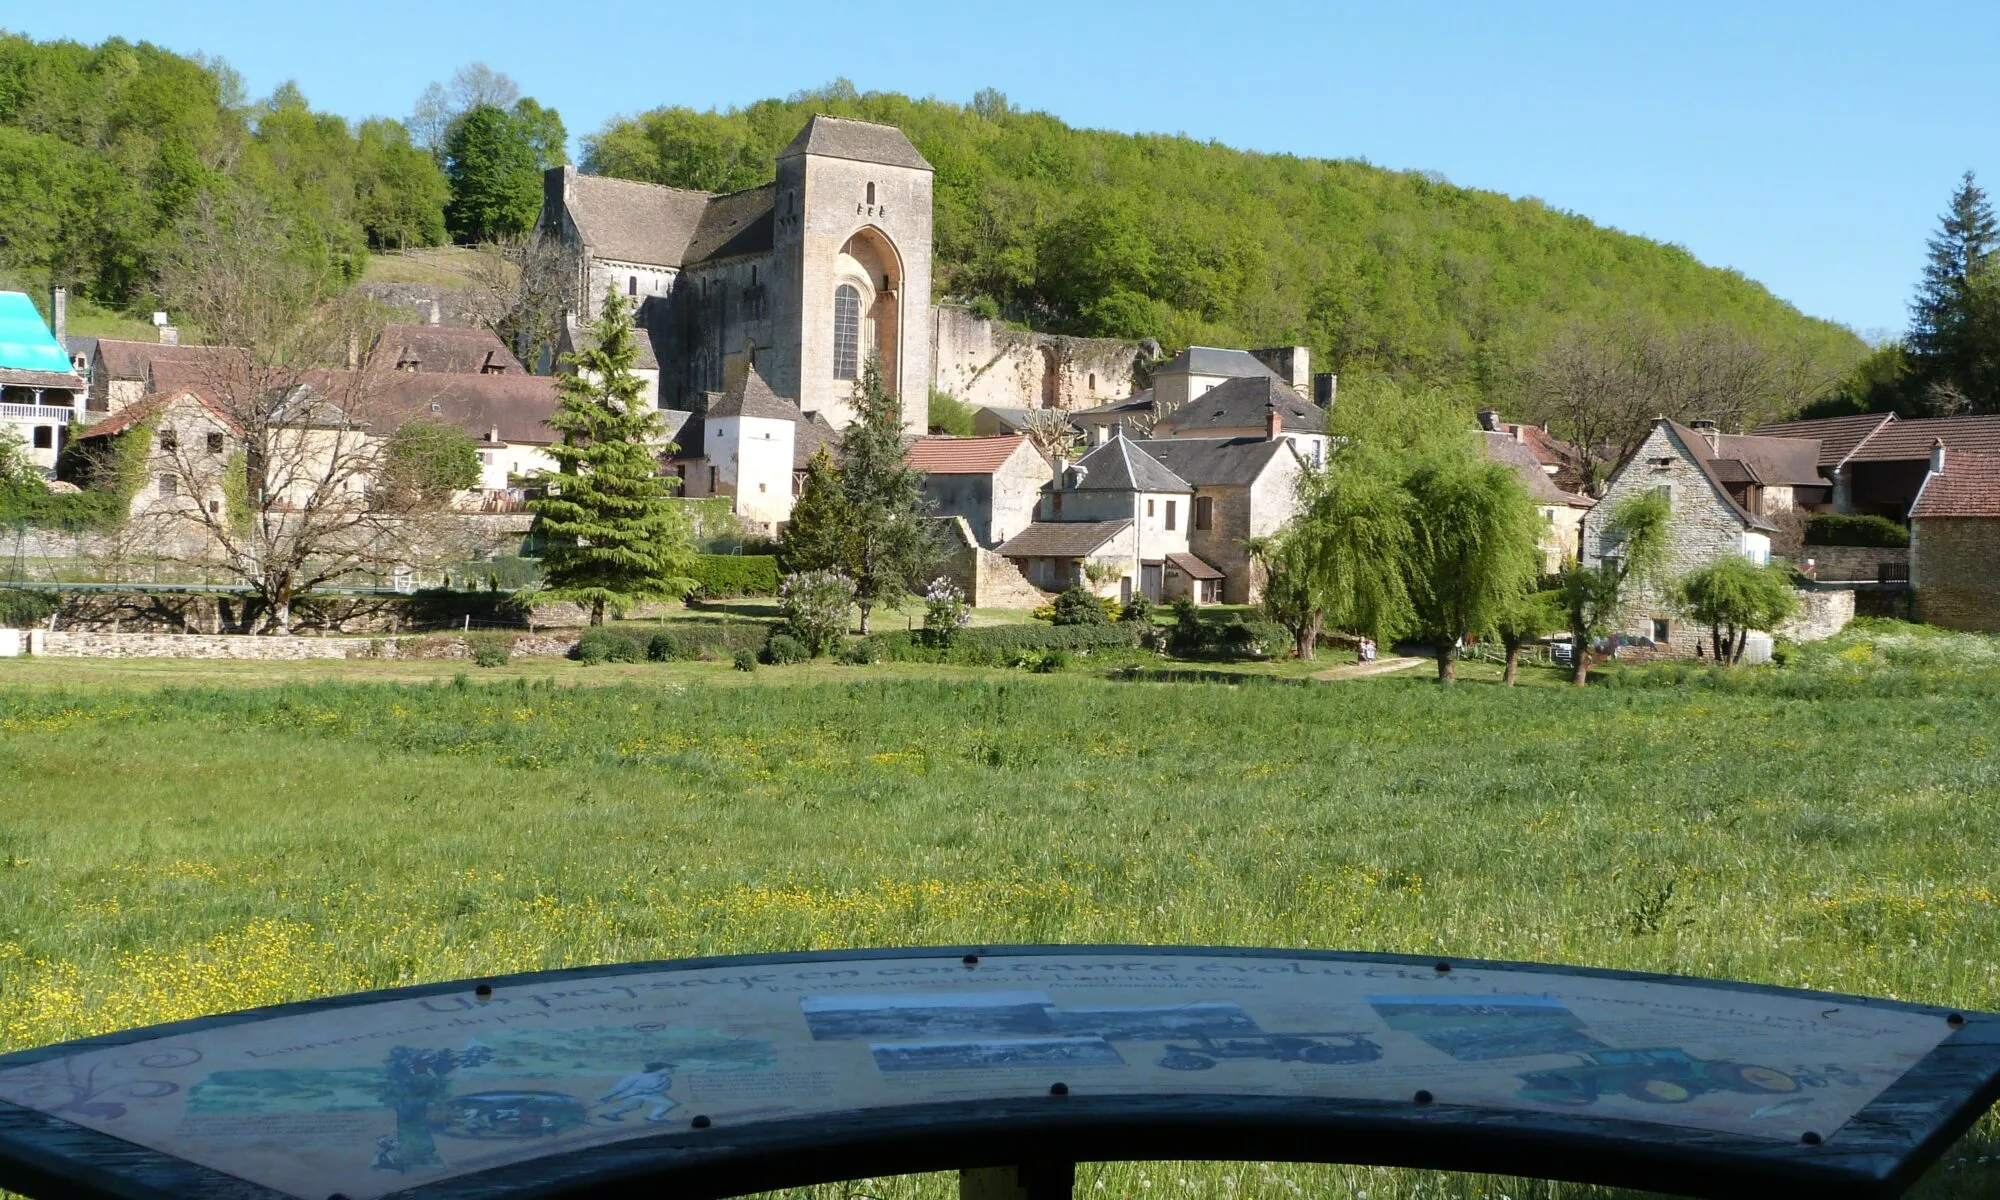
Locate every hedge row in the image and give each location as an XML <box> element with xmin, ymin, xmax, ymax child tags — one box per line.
<box><xmin>880</xmin><ymin>622</ymin><xmax>1141</xmax><ymax>664</ymax></box>
<box><xmin>1805</xmin><ymin>514</ymin><xmax>1909</xmax><ymax>548</ymax></box>
<box><xmin>687</xmin><ymin>555</ymin><xmax>781</xmax><ymax>598</ymax></box>
<box><xmin>572</xmin><ymin>620</ymin><xmax>776</xmax><ymax>664</ymax></box>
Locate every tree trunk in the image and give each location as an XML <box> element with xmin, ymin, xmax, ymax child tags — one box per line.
<box><xmin>1436</xmin><ymin>641</ymin><xmax>1457</xmax><ymax>684</ymax></box>
<box><xmin>1502</xmin><ymin>641</ymin><xmax>1521</xmax><ymax>686</ymax></box>
<box><xmin>1731</xmin><ymin>627</ymin><xmax>1748</xmax><ymax>665</ymax></box>
<box><xmin>857</xmin><ymin>602</ymin><xmax>872</xmax><ymax>636</ymax></box>
<box><xmin>1711</xmin><ymin>626</ymin><xmax>1724</xmax><ymax>663</ymax></box>
<box><xmin>1571</xmin><ymin>648</ymin><xmax>1589</xmax><ymax>686</ymax></box>
<box><xmin>590</xmin><ymin>600</ymin><xmax>605</xmax><ymax>627</ymax></box>
<box><xmin>1294</xmin><ymin>613</ymin><xmax>1321</xmax><ymax>661</ymax></box>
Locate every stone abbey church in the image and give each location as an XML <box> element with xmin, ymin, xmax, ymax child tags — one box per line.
<box><xmin>539</xmin><ymin>115</ymin><xmax>936</xmax><ymax>433</ymax></box>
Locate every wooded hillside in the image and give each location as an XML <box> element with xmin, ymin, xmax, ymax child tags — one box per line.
<box><xmin>589</xmin><ymin>84</ymin><xmax>1866</xmax><ymax>403</ymax></box>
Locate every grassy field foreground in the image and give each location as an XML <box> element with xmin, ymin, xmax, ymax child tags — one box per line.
<box><xmin>0</xmin><ymin>624</ymin><xmax>1996</xmax><ymax>1198</ymax></box>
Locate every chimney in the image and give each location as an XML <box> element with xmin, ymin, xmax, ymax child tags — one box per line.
<box><xmin>1266</xmin><ymin>403</ymin><xmax>1284</xmax><ymax>442</ymax></box>
<box><xmin>1931</xmin><ymin>438</ymin><xmax>1947</xmax><ymax>477</ymax></box>
<box><xmin>159</xmin><ymin>325</ymin><xmax>179</xmax><ymax>346</ymax></box>
<box><xmin>1688</xmin><ymin>418</ymin><xmax>1719</xmax><ymax>451</ymax></box>
<box><xmin>48</xmin><ymin>286</ymin><xmax>66</xmax><ymax>343</ymax></box>
<box><xmin>1477</xmin><ymin>407</ymin><xmax>1502</xmax><ymax>432</ymax></box>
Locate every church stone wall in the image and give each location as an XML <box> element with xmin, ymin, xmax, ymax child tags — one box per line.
<box><xmin>663</xmin><ymin>255</ymin><xmax>779</xmax><ymax>411</ymax></box>
<box><xmin>931</xmin><ymin>306</ymin><xmax>1140</xmax><ymax>411</ymax></box>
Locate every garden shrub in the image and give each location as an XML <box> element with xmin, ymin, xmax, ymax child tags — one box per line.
<box><xmin>646</xmin><ymin>631</ymin><xmax>686</xmax><ymax>662</ymax></box>
<box><xmin>573</xmin><ymin>627</ymin><xmax>645</xmax><ymax>664</ymax></box>
<box><xmin>1804</xmin><ymin>514</ymin><xmax>1908</xmax><ymax>548</ymax></box>
<box><xmin>920</xmin><ymin>577</ymin><xmax>971</xmax><ymax>648</ymax></box>
<box><xmin>1031</xmin><ymin>649</ymin><xmax>1073</xmax><ymax>673</ymax></box>
<box><xmin>880</xmin><ymin>621</ymin><xmax>1139</xmax><ymax>665</ymax></box>
<box><xmin>465</xmin><ymin>633</ymin><xmax>510</xmax><ymax>668</ymax></box>
<box><xmin>779</xmin><ymin>570</ymin><xmax>855</xmax><ymax>656</ymax></box>
<box><xmin>635</xmin><ymin>621</ymin><xmax>771</xmax><ymax>661</ymax></box>
<box><xmin>1120</xmin><ymin>595</ymin><xmax>1154</xmax><ymax>624</ymax></box>
<box><xmin>838</xmin><ymin>635</ymin><xmax>886</xmax><ymax>665</ymax></box>
<box><xmin>732</xmin><ymin>648</ymin><xmax>758</xmax><ymax>672</ymax></box>
<box><xmin>687</xmin><ymin>554</ymin><xmax>782</xmax><ymax>598</ymax></box>
<box><xmin>0</xmin><ymin>588</ymin><xmax>58</xmax><ymax>628</ymax></box>
<box><xmin>1051</xmin><ymin>586</ymin><xmax>1110</xmax><ymax>626</ymax></box>
<box><xmin>763</xmin><ymin>632</ymin><xmax>810</xmax><ymax>665</ymax></box>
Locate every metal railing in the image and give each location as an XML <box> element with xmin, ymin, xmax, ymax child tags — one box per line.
<box><xmin>0</xmin><ymin>404</ymin><xmax>75</xmax><ymax>423</ymax></box>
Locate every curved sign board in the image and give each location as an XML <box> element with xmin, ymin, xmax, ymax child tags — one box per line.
<box><xmin>0</xmin><ymin>948</ymin><xmax>1994</xmax><ymax>1200</ymax></box>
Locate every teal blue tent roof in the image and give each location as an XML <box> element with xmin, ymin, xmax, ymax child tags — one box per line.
<box><xmin>0</xmin><ymin>292</ymin><xmax>74</xmax><ymax>374</ymax></box>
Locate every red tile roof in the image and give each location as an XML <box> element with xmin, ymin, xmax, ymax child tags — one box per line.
<box><xmin>904</xmin><ymin>434</ymin><xmax>1038</xmax><ymax>475</ymax></box>
<box><xmin>1911</xmin><ymin>449</ymin><xmax>2000</xmax><ymax>518</ymax></box>
<box><xmin>1848</xmin><ymin>415</ymin><xmax>2000</xmax><ymax>462</ymax></box>
<box><xmin>373</xmin><ymin>324</ymin><xmax>524</xmax><ymax>375</ymax></box>
<box><xmin>1754</xmin><ymin>413</ymin><xmax>1896</xmax><ymax>469</ymax></box>
<box><xmin>75</xmin><ymin>389</ymin><xmax>242</xmax><ymax>439</ymax></box>
<box><xmin>93</xmin><ymin>339</ymin><xmax>249</xmax><ymax>382</ymax></box>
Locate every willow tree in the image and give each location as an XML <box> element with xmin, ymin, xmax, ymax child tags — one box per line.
<box><xmin>529</xmin><ymin>294</ymin><xmax>695</xmax><ymax>625</ymax></box>
<box><xmin>1402</xmin><ymin>449</ymin><xmax>1544</xmax><ymax>684</ymax></box>
<box><xmin>1557</xmin><ymin>491</ymin><xmax>1671</xmax><ymax>685</ymax></box>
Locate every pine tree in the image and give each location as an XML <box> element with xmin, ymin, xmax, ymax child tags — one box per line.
<box><xmin>836</xmin><ymin>360</ymin><xmax>937</xmax><ymax>634</ymax></box>
<box><xmin>1907</xmin><ymin>172</ymin><xmax>2000</xmax><ymax>413</ymax></box>
<box><xmin>529</xmin><ymin>294</ymin><xmax>695</xmax><ymax>625</ymax></box>
<box><xmin>784</xmin><ymin>445</ymin><xmax>848</xmax><ymax>571</ymax></box>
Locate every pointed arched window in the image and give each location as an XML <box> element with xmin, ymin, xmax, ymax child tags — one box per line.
<box><xmin>833</xmin><ymin>284</ymin><xmax>860</xmax><ymax>380</ymax></box>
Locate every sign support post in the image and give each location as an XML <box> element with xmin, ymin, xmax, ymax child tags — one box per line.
<box><xmin>960</xmin><ymin>1162</ymin><xmax>1076</xmax><ymax>1200</ymax></box>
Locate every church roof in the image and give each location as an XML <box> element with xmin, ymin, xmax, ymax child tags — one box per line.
<box><xmin>686</xmin><ymin>184</ymin><xmax>776</xmax><ymax>263</ymax></box>
<box><xmin>1069</xmin><ymin>434</ymin><xmax>1190</xmax><ymax>493</ymax></box>
<box><xmin>708</xmin><ymin>366</ymin><xmax>799</xmax><ymax>422</ymax></box>
<box><xmin>561</xmin><ymin>170</ymin><xmax>712</xmax><ymax>268</ymax></box>
<box><xmin>1157</xmin><ymin>376</ymin><xmax>1323</xmax><ymax>436</ymax></box>
<box><xmin>778</xmin><ymin>115</ymin><xmax>932</xmax><ymax>171</ymax></box>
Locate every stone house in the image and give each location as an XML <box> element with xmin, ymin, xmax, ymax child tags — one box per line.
<box><xmin>1757</xmin><ymin>412</ymin><xmax>2000</xmax><ymax>518</ymax></box>
<box><xmin>1583</xmin><ymin>418</ymin><xmax>1780</xmax><ymax>654</ymax></box>
<box><xmin>0</xmin><ymin>290</ymin><xmax>86</xmax><ymax>476</ymax></box>
<box><xmin>72</xmin><ymin>338</ymin><xmax>248</xmax><ymax>417</ymax></box>
<box><xmin>1483</xmin><ymin>431</ymin><xmax>1594</xmax><ymax>574</ymax></box>
<box><xmin>1908</xmin><ymin>443</ymin><xmax>2000</xmax><ymax>632</ymax></box>
<box><xmin>71</xmin><ymin>389</ymin><xmax>241</xmax><ymax>526</ymax></box>
<box><xmin>1069</xmin><ymin>391</ymin><xmax>1158</xmax><ymax>444</ymax></box>
<box><xmin>372</xmin><ymin>373</ymin><xmax>562</xmax><ymax>497</ymax></box>
<box><xmin>904</xmin><ymin>434</ymin><xmax>1049</xmax><ymax>549</ymax></box>
<box><xmin>1149</xmin><ymin>345</ymin><xmax>1331</xmax><ymax>412</ymax></box>
<box><xmin>998</xmin><ymin>429</ymin><xmax>1217</xmax><ymax>603</ymax></box>
<box><xmin>539</xmin><ymin>115</ymin><xmax>934</xmax><ymax>433</ymax></box>
<box><xmin>1152</xmin><ymin>375</ymin><xmax>1329</xmax><ymax>467</ymax></box>
<box><xmin>1476</xmin><ymin>407</ymin><xmax>1596</xmax><ymax>493</ymax></box>
<box><xmin>1131</xmin><ymin>432</ymin><xmax>1308</xmax><ymax>604</ymax></box>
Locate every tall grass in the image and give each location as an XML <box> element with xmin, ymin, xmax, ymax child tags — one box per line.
<box><xmin>1</xmin><ymin>626</ymin><xmax>1995</xmax><ymax>1199</ymax></box>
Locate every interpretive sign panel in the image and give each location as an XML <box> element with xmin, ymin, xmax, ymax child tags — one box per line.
<box><xmin>0</xmin><ymin>947</ymin><xmax>1993</xmax><ymax>1200</ymax></box>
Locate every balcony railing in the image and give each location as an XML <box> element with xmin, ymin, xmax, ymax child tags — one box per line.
<box><xmin>0</xmin><ymin>404</ymin><xmax>75</xmax><ymax>423</ymax></box>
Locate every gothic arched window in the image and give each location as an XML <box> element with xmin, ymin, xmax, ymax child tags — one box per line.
<box><xmin>833</xmin><ymin>284</ymin><xmax>860</xmax><ymax>380</ymax></box>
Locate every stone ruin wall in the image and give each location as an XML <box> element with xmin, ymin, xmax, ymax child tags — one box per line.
<box><xmin>931</xmin><ymin>305</ymin><xmax>1141</xmax><ymax>412</ymax></box>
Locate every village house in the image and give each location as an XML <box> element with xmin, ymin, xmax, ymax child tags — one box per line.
<box><xmin>372</xmin><ymin>373</ymin><xmax>562</xmax><ymax>499</ymax></box>
<box><xmin>1130</xmin><ymin>429</ymin><xmax>1307</xmax><ymax>604</ymax></box>
<box><xmin>1756</xmin><ymin>411</ymin><xmax>2000</xmax><ymax>518</ymax></box>
<box><xmin>373</xmin><ymin>321</ymin><xmax>526</xmax><ymax>376</ymax></box>
<box><xmin>1583</xmin><ymin>418</ymin><xmax>1784</xmax><ymax>654</ymax></box>
<box><xmin>71</xmin><ymin>388</ymin><xmax>242</xmax><ymax>539</ymax></box>
<box><xmin>1476</xmin><ymin>407</ymin><xmax>1595</xmax><ymax>492</ymax></box>
<box><xmin>1482</xmin><ymin>430</ymin><xmax>1595</xmax><ymax>574</ymax></box>
<box><xmin>70</xmin><ymin>336</ymin><xmax>247</xmax><ymax>417</ymax></box>
<box><xmin>904</xmin><ymin>433</ymin><xmax>1048</xmax><ymax>549</ymax></box>
<box><xmin>1150</xmin><ymin>374</ymin><xmax>1329</xmax><ymax>466</ymax></box>
<box><xmin>1908</xmin><ymin>443</ymin><xmax>2000</xmax><ymax>632</ymax></box>
<box><xmin>0</xmin><ymin>289</ymin><xmax>86</xmax><ymax>476</ymax></box>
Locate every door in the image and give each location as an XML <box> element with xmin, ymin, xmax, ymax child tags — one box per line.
<box><xmin>1140</xmin><ymin>563</ymin><xmax>1163</xmax><ymax>602</ymax></box>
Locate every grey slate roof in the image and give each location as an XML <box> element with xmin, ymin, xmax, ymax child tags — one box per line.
<box><xmin>973</xmin><ymin>406</ymin><xmax>1033</xmax><ymax>434</ymax></box>
<box><xmin>1130</xmin><ymin>436</ymin><xmax>1290</xmax><ymax>488</ymax></box>
<box><xmin>707</xmin><ymin>366</ymin><xmax>800</xmax><ymax>422</ymax></box>
<box><xmin>998</xmin><ymin>519</ymin><xmax>1132</xmax><ymax>558</ymax></box>
<box><xmin>563</xmin><ymin>170</ymin><xmax>712</xmax><ymax>268</ymax></box>
<box><xmin>686</xmin><ymin>184</ymin><xmax>776</xmax><ymax>264</ymax></box>
<box><xmin>793</xmin><ymin>411</ymin><xmax>839</xmax><ymax>468</ymax></box>
<box><xmin>1157</xmin><ymin>375</ymin><xmax>1322</xmax><ymax>435</ymax></box>
<box><xmin>1070</xmin><ymin>390</ymin><xmax>1156</xmax><ymax>426</ymax></box>
<box><xmin>778</xmin><ymin>115</ymin><xmax>932</xmax><ymax>170</ymax></box>
<box><xmin>1069</xmin><ymin>434</ymin><xmax>1190</xmax><ymax>493</ymax></box>
<box><xmin>1155</xmin><ymin>346</ymin><xmax>1282</xmax><ymax>380</ymax></box>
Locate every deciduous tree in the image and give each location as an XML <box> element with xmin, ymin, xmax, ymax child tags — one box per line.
<box><xmin>1672</xmin><ymin>556</ymin><xmax>1799</xmax><ymax>664</ymax></box>
<box><xmin>1402</xmin><ymin>448</ymin><xmax>1543</xmax><ymax>683</ymax></box>
<box><xmin>443</xmin><ymin>105</ymin><xmax>541</xmax><ymax>243</ymax></box>
<box><xmin>1556</xmin><ymin>490</ymin><xmax>1671</xmax><ymax>685</ymax></box>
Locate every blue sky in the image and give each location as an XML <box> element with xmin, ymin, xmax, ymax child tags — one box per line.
<box><xmin>21</xmin><ymin>1</ymin><xmax>1999</xmax><ymax>337</ymax></box>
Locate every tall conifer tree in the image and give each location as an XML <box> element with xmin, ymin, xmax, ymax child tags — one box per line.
<box><xmin>529</xmin><ymin>294</ymin><xmax>695</xmax><ymax>624</ymax></box>
<box><xmin>836</xmin><ymin>361</ymin><xmax>936</xmax><ymax>634</ymax></box>
<box><xmin>1907</xmin><ymin>172</ymin><xmax>2000</xmax><ymax>413</ymax></box>
<box><xmin>784</xmin><ymin>445</ymin><xmax>847</xmax><ymax>572</ymax></box>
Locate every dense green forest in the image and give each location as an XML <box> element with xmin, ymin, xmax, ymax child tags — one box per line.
<box><xmin>588</xmin><ymin>83</ymin><xmax>1867</xmax><ymax>399</ymax></box>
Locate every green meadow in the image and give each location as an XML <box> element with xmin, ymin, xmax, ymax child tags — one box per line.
<box><xmin>1</xmin><ymin>623</ymin><xmax>1995</xmax><ymax>1199</ymax></box>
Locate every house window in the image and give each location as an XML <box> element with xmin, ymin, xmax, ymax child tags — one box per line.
<box><xmin>431</xmin><ymin>403</ymin><xmax>442</xmax><ymax>413</ymax></box>
<box><xmin>1089</xmin><ymin>373</ymin><xmax>1097</xmax><ymax>393</ymax></box>
<box><xmin>628</xmin><ymin>276</ymin><xmax>638</xmax><ymax>296</ymax></box>
<box><xmin>1146</xmin><ymin>498</ymin><xmax>1155</xmax><ymax>517</ymax></box>
<box><xmin>1194</xmin><ymin>496</ymin><xmax>1213</xmax><ymax>530</ymax></box>
<box><xmin>206</xmin><ymin>432</ymin><xmax>224</xmax><ymax>454</ymax></box>
<box><xmin>1051</xmin><ymin>491</ymin><xmax>1063</xmax><ymax>517</ymax></box>
<box><xmin>708</xmin><ymin>466</ymin><xmax>718</xmax><ymax>493</ymax></box>
<box><xmin>479</xmin><ymin>452</ymin><xmax>493</xmax><ymax>465</ymax></box>
<box><xmin>157</xmin><ymin>474</ymin><xmax>177</xmax><ymax>499</ymax></box>
<box><xmin>32</xmin><ymin>426</ymin><xmax>52</xmax><ymax>449</ymax></box>
<box><xmin>1651</xmin><ymin>618</ymin><xmax>1671</xmax><ymax>643</ymax></box>
<box><xmin>833</xmin><ymin>284</ymin><xmax>861</xmax><ymax>380</ymax></box>
<box><xmin>1165</xmin><ymin>500</ymin><xmax>1177</xmax><ymax>530</ymax></box>
<box><xmin>866</xmin><ymin>182</ymin><xmax>876</xmax><ymax>205</ymax></box>
<box><xmin>158</xmin><ymin>430</ymin><xmax>177</xmax><ymax>451</ymax></box>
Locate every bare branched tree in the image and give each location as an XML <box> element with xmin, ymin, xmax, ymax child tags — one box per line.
<box><xmin>1021</xmin><ymin>407</ymin><xmax>1082</xmax><ymax>465</ymax></box>
<box><xmin>141</xmin><ymin>194</ymin><xmax>479</xmax><ymax>632</ymax></box>
<box><xmin>462</xmin><ymin>235</ymin><xmax>578</xmax><ymax>369</ymax></box>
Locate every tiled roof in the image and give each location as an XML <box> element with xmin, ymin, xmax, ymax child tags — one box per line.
<box><xmin>1157</xmin><ymin>375</ymin><xmax>1322</xmax><ymax>436</ymax></box>
<box><xmin>778</xmin><ymin>115</ymin><xmax>932</xmax><ymax>170</ymax></box>
<box><xmin>89</xmin><ymin>339</ymin><xmax>250</xmax><ymax>385</ymax></box>
<box><xmin>1071</xmin><ymin>391</ymin><xmax>1156</xmax><ymax>424</ymax></box>
<box><xmin>1911</xmin><ymin>449</ymin><xmax>2000</xmax><ymax>518</ymax></box>
<box><xmin>905</xmin><ymin>434</ymin><xmax>1037</xmax><ymax>475</ymax></box>
<box><xmin>1708</xmin><ymin>431</ymin><xmax>1827</xmax><ymax>486</ymax></box>
<box><xmin>707</xmin><ymin>367</ymin><xmax>799</xmax><ymax>422</ymax></box>
<box><xmin>1155</xmin><ymin>346</ymin><xmax>1281</xmax><ymax>380</ymax></box>
<box><xmin>373</xmin><ymin>324</ymin><xmax>524</xmax><ymax>375</ymax></box>
<box><xmin>1662</xmin><ymin>420</ymin><xmax>1779</xmax><ymax>533</ymax></box>
<box><xmin>793</xmin><ymin>411</ymin><xmax>839</xmax><ymax>469</ymax></box>
<box><xmin>1069</xmin><ymin>435</ymin><xmax>1190</xmax><ymax>493</ymax></box>
<box><xmin>1848</xmin><ymin>414</ymin><xmax>2000</xmax><ymax>461</ymax></box>
<box><xmin>75</xmin><ymin>389</ymin><xmax>241</xmax><ymax>439</ymax></box>
<box><xmin>1483</xmin><ymin>432</ymin><xmax>1571</xmax><ymax>504</ymax></box>
<box><xmin>685</xmin><ymin>184</ymin><xmax>776</xmax><ymax>264</ymax></box>
<box><xmin>1754</xmin><ymin>412</ymin><xmax>1897</xmax><ymax>469</ymax></box>
<box><xmin>1131</xmin><ymin>436</ymin><xmax>1290</xmax><ymax>488</ymax></box>
<box><xmin>371</xmin><ymin>373</ymin><xmax>561</xmax><ymax>446</ymax></box>
<box><xmin>1165</xmin><ymin>551</ymin><xmax>1223</xmax><ymax>581</ymax></box>
<box><xmin>998</xmin><ymin>519</ymin><xmax>1132</xmax><ymax>558</ymax></box>
<box><xmin>0</xmin><ymin>366</ymin><xmax>83</xmax><ymax>389</ymax></box>
<box><xmin>562</xmin><ymin>170</ymin><xmax>712</xmax><ymax>268</ymax></box>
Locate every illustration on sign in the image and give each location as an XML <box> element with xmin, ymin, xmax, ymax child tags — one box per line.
<box><xmin>0</xmin><ymin>953</ymin><xmax>1958</xmax><ymax>1200</ymax></box>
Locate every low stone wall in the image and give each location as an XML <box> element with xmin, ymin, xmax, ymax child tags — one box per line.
<box><xmin>974</xmin><ymin>550</ymin><xmax>1051</xmax><ymax>609</ymax></box>
<box><xmin>25</xmin><ymin>630</ymin><xmax>580</xmax><ymax>660</ymax></box>
<box><xmin>1802</xmin><ymin>544</ymin><xmax>1908</xmax><ymax>582</ymax></box>
<box><xmin>1778</xmin><ymin>585</ymin><xmax>1857</xmax><ymax>643</ymax></box>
